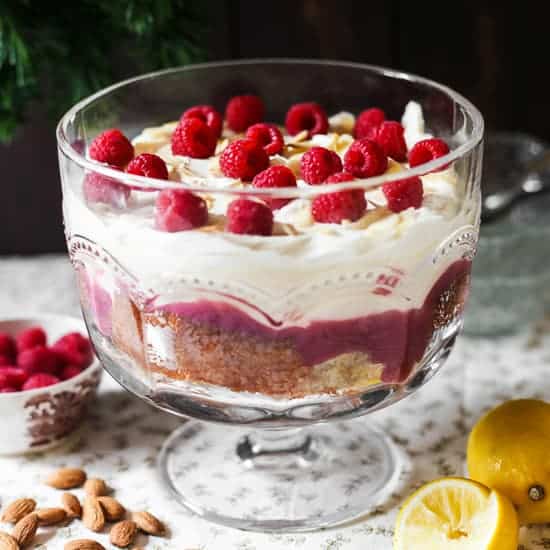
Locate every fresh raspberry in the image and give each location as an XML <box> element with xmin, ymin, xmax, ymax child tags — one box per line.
<box><xmin>89</xmin><ymin>129</ymin><xmax>134</xmax><ymax>167</ymax></box>
<box><xmin>219</xmin><ymin>139</ymin><xmax>269</xmax><ymax>180</ymax></box>
<box><xmin>312</xmin><ymin>175</ymin><xmax>367</xmax><ymax>224</ymax></box>
<box><xmin>126</xmin><ymin>153</ymin><xmax>168</xmax><ymax>180</ymax></box>
<box><xmin>16</xmin><ymin>327</ymin><xmax>46</xmax><ymax>353</ymax></box>
<box><xmin>408</xmin><ymin>138</ymin><xmax>450</xmax><ymax>168</ymax></box>
<box><xmin>382</xmin><ymin>176</ymin><xmax>424</xmax><ymax>213</ymax></box>
<box><xmin>354</xmin><ymin>108</ymin><xmax>386</xmax><ymax>139</ymax></box>
<box><xmin>285</xmin><ymin>102</ymin><xmax>329</xmax><ymax>138</ymax></box>
<box><xmin>325</xmin><ymin>171</ymin><xmax>355</xmax><ymax>183</ymax></box>
<box><xmin>0</xmin><ymin>355</ymin><xmax>12</xmax><ymax>366</ymax></box>
<box><xmin>171</xmin><ymin>118</ymin><xmax>217</xmax><ymax>158</ymax></box>
<box><xmin>0</xmin><ymin>333</ymin><xmax>16</xmax><ymax>361</ymax></box>
<box><xmin>225</xmin><ymin>95</ymin><xmax>265</xmax><ymax>132</ymax></box>
<box><xmin>61</xmin><ymin>365</ymin><xmax>83</xmax><ymax>380</ymax></box>
<box><xmin>246</xmin><ymin>123</ymin><xmax>284</xmax><ymax>156</ymax></box>
<box><xmin>252</xmin><ymin>165</ymin><xmax>297</xmax><ymax>210</ymax></box>
<box><xmin>155</xmin><ymin>189</ymin><xmax>208</xmax><ymax>232</ymax></box>
<box><xmin>181</xmin><ymin>105</ymin><xmax>223</xmax><ymax>138</ymax></box>
<box><xmin>52</xmin><ymin>332</ymin><xmax>94</xmax><ymax>369</ymax></box>
<box><xmin>0</xmin><ymin>367</ymin><xmax>28</xmax><ymax>389</ymax></box>
<box><xmin>22</xmin><ymin>373</ymin><xmax>60</xmax><ymax>391</ymax></box>
<box><xmin>83</xmin><ymin>171</ymin><xmax>130</xmax><ymax>208</ymax></box>
<box><xmin>300</xmin><ymin>147</ymin><xmax>343</xmax><ymax>184</ymax></box>
<box><xmin>18</xmin><ymin>346</ymin><xmax>61</xmax><ymax>375</ymax></box>
<box><xmin>374</xmin><ymin>121</ymin><xmax>407</xmax><ymax>162</ymax></box>
<box><xmin>344</xmin><ymin>139</ymin><xmax>388</xmax><ymax>178</ymax></box>
<box><xmin>226</xmin><ymin>199</ymin><xmax>273</xmax><ymax>236</ymax></box>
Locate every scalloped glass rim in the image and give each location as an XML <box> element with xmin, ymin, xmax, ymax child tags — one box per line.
<box><xmin>56</xmin><ymin>58</ymin><xmax>484</xmax><ymax>198</ymax></box>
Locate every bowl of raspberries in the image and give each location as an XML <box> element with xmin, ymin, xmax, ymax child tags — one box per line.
<box><xmin>0</xmin><ymin>314</ymin><xmax>102</xmax><ymax>454</ymax></box>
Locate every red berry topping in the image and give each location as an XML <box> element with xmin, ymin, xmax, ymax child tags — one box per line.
<box><xmin>219</xmin><ymin>139</ymin><xmax>269</xmax><ymax>180</ymax></box>
<box><xmin>246</xmin><ymin>123</ymin><xmax>284</xmax><ymax>156</ymax></box>
<box><xmin>344</xmin><ymin>139</ymin><xmax>388</xmax><ymax>178</ymax></box>
<box><xmin>126</xmin><ymin>153</ymin><xmax>168</xmax><ymax>180</ymax></box>
<box><xmin>171</xmin><ymin>117</ymin><xmax>217</xmax><ymax>159</ymax></box>
<box><xmin>18</xmin><ymin>346</ymin><xmax>61</xmax><ymax>375</ymax></box>
<box><xmin>225</xmin><ymin>95</ymin><xmax>265</xmax><ymax>132</ymax></box>
<box><xmin>252</xmin><ymin>165</ymin><xmax>297</xmax><ymax>210</ymax></box>
<box><xmin>354</xmin><ymin>108</ymin><xmax>386</xmax><ymax>139</ymax></box>
<box><xmin>89</xmin><ymin>129</ymin><xmax>134</xmax><ymax>167</ymax></box>
<box><xmin>155</xmin><ymin>189</ymin><xmax>208</xmax><ymax>232</ymax></box>
<box><xmin>312</xmin><ymin>176</ymin><xmax>367</xmax><ymax>224</ymax></box>
<box><xmin>382</xmin><ymin>176</ymin><xmax>424</xmax><ymax>213</ymax></box>
<box><xmin>0</xmin><ymin>386</ymin><xmax>17</xmax><ymax>393</ymax></box>
<box><xmin>0</xmin><ymin>333</ymin><xmax>16</xmax><ymax>361</ymax></box>
<box><xmin>285</xmin><ymin>102</ymin><xmax>329</xmax><ymax>138</ymax></box>
<box><xmin>226</xmin><ymin>199</ymin><xmax>273</xmax><ymax>236</ymax></box>
<box><xmin>0</xmin><ymin>367</ymin><xmax>28</xmax><ymax>389</ymax></box>
<box><xmin>0</xmin><ymin>355</ymin><xmax>12</xmax><ymax>366</ymax></box>
<box><xmin>52</xmin><ymin>332</ymin><xmax>93</xmax><ymax>369</ymax></box>
<box><xmin>22</xmin><ymin>373</ymin><xmax>60</xmax><ymax>391</ymax></box>
<box><xmin>408</xmin><ymin>138</ymin><xmax>450</xmax><ymax>168</ymax></box>
<box><xmin>61</xmin><ymin>365</ymin><xmax>83</xmax><ymax>381</ymax></box>
<box><xmin>181</xmin><ymin>105</ymin><xmax>223</xmax><ymax>138</ymax></box>
<box><xmin>375</xmin><ymin>121</ymin><xmax>407</xmax><ymax>162</ymax></box>
<box><xmin>16</xmin><ymin>327</ymin><xmax>46</xmax><ymax>353</ymax></box>
<box><xmin>300</xmin><ymin>147</ymin><xmax>343</xmax><ymax>185</ymax></box>
<box><xmin>83</xmin><ymin>171</ymin><xmax>130</xmax><ymax>208</ymax></box>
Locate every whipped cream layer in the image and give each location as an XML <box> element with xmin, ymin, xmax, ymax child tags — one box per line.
<box><xmin>65</xmin><ymin>102</ymin><xmax>477</xmax><ymax>324</ymax></box>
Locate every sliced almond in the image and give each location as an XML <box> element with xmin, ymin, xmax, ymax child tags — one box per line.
<box><xmin>0</xmin><ymin>532</ymin><xmax>19</xmax><ymax>550</ymax></box>
<box><xmin>46</xmin><ymin>468</ymin><xmax>87</xmax><ymax>490</ymax></box>
<box><xmin>36</xmin><ymin>507</ymin><xmax>67</xmax><ymax>526</ymax></box>
<box><xmin>132</xmin><ymin>511</ymin><xmax>165</xmax><ymax>536</ymax></box>
<box><xmin>11</xmin><ymin>513</ymin><xmax>37</xmax><ymax>548</ymax></box>
<box><xmin>62</xmin><ymin>493</ymin><xmax>82</xmax><ymax>519</ymax></box>
<box><xmin>82</xmin><ymin>497</ymin><xmax>105</xmax><ymax>532</ymax></box>
<box><xmin>83</xmin><ymin>478</ymin><xmax>109</xmax><ymax>497</ymax></box>
<box><xmin>1</xmin><ymin>500</ymin><xmax>36</xmax><ymax>524</ymax></box>
<box><xmin>110</xmin><ymin>520</ymin><xmax>137</xmax><ymax>548</ymax></box>
<box><xmin>64</xmin><ymin>540</ymin><xmax>105</xmax><ymax>550</ymax></box>
<box><xmin>97</xmin><ymin>496</ymin><xmax>125</xmax><ymax>522</ymax></box>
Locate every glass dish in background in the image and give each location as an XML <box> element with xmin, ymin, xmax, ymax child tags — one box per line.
<box><xmin>464</xmin><ymin>132</ymin><xmax>550</xmax><ymax>336</ymax></box>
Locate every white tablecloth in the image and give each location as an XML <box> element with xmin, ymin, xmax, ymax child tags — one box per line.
<box><xmin>0</xmin><ymin>255</ymin><xmax>548</xmax><ymax>549</ymax></box>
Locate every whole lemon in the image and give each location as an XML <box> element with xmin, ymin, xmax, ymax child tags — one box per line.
<box><xmin>468</xmin><ymin>399</ymin><xmax>550</xmax><ymax>524</ymax></box>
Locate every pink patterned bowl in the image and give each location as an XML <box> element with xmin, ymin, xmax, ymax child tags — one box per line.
<box><xmin>0</xmin><ymin>314</ymin><xmax>102</xmax><ymax>455</ymax></box>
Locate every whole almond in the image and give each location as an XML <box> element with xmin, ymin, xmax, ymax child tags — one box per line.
<box><xmin>11</xmin><ymin>513</ymin><xmax>37</xmax><ymax>547</ymax></box>
<box><xmin>64</xmin><ymin>540</ymin><xmax>105</xmax><ymax>550</ymax></box>
<box><xmin>84</xmin><ymin>478</ymin><xmax>108</xmax><ymax>497</ymax></box>
<box><xmin>1</xmin><ymin>499</ymin><xmax>36</xmax><ymax>524</ymax></box>
<box><xmin>82</xmin><ymin>497</ymin><xmax>105</xmax><ymax>532</ymax></box>
<box><xmin>46</xmin><ymin>468</ymin><xmax>87</xmax><ymax>490</ymax></box>
<box><xmin>62</xmin><ymin>493</ymin><xmax>82</xmax><ymax>519</ymax></box>
<box><xmin>0</xmin><ymin>532</ymin><xmax>19</xmax><ymax>550</ymax></box>
<box><xmin>132</xmin><ymin>511</ymin><xmax>165</xmax><ymax>536</ymax></box>
<box><xmin>36</xmin><ymin>507</ymin><xmax>67</xmax><ymax>526</ymax></box>
<box><xmin>97</xmin><ymin>497</ymin><xmax>125</xmax><ymax>522</ymax></box>
<box><xmin>110</xmin><ymin>520</ymin><xmax>137</xmax><ymax>548</ymax></box>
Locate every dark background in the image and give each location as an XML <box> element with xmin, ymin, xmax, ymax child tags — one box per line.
<box><xmin>1</xmin><ymin>4</ymin><xmax>546</xmax><ymax>255</ymax></box>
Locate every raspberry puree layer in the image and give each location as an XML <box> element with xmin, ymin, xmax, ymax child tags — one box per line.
<box><xmin>155</xmin><ymin>259</ymin><xmax>470</xmax><ymax>384</ymax></box>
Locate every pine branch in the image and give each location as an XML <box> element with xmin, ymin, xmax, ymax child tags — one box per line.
<box><xmin>0</xmin><ymin>1</ymin><xmax>208</xmax><ymax>142</ymax></box>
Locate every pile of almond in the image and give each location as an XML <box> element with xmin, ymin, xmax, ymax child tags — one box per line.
<box><xmin>0</xmin><ymin>467</ymin><xmax>166</xmax><ymax>549</ymax></box>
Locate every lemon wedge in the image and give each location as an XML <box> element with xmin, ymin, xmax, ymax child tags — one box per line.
<box><xmin>394</xmin><ymin>477</ymin><xmax>518</xmax><ymax>549</ymax></box>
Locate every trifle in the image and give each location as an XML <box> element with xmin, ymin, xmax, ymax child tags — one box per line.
<box><xmin>57</xmin><ymin>61</ymin><xmax>483</xmax><ymax>531</ymax></box>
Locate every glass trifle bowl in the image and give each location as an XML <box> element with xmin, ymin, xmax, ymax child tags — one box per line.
<box><xmin>57</xmin><ymin>60</ymin><xmax>483</xmax><ymax>532</ymax></box>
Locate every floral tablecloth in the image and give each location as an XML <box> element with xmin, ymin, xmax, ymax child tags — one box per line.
<box><xmin>0</xmin><ymin>255</ymin><xmax>549</xmax><ymax>549</ymax></box>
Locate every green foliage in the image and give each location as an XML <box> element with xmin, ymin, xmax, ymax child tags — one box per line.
<box><xmin>0</xmin><ymin>1</ymin><xmax>207</xmax><ymax>142</ymax></box>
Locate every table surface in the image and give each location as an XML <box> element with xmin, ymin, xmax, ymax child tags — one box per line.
<box><xmin>1</xmin><ymin>254</ymin><xmax>549</xmax><ymax>549</ymax></box>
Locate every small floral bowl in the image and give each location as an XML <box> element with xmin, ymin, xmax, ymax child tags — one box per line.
<box><xmin>0</xmin><ymin>314</ymin><xmax>102</xmax><ymax>455</ymax></box>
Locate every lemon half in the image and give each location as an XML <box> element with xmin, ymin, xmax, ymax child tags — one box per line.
<box><xmin>394</xmin><ymin>477</ymin><xmax>518</xmax><ymax>549</ymax></box>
